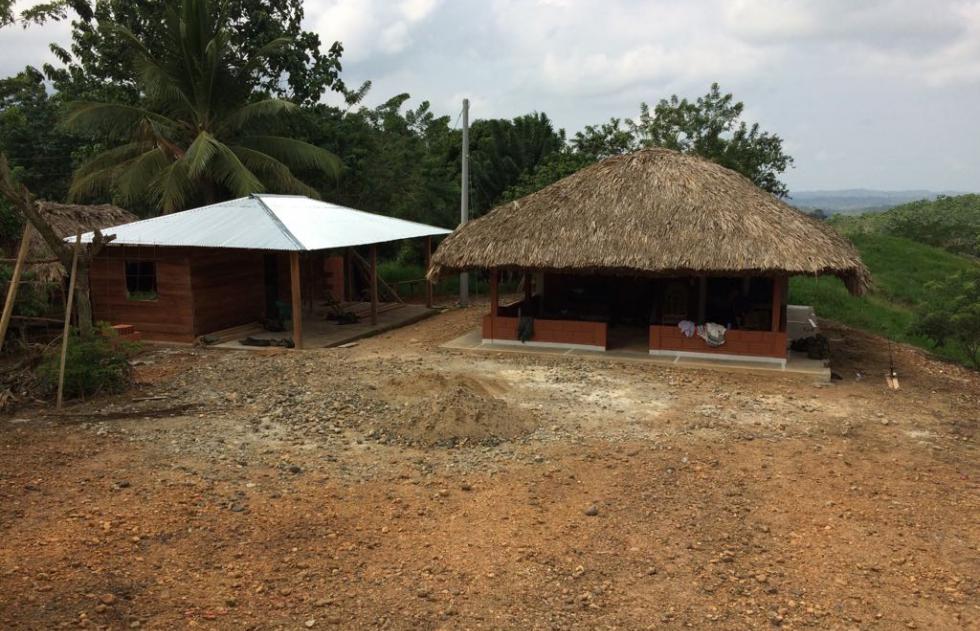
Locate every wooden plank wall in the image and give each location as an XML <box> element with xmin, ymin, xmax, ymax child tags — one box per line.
<box><xmin>89</xmin><ymin>247</ymin><xmax>195</xmax><ymax>343</ymax></box>
<box><xmin>91</xmin><ymin>247</ymin><xmax>345</xmax><ymax>341</ymax></box>
<box><xmin>189</xmin><ymin>249</ymin><xmax>264</xmax><ymax>335</ymax></box>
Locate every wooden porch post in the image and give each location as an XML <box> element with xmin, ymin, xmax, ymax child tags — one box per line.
<box><xmin>489</xmin><ymin>268</ymin><xmax>499</xmax><ymax>341</ymax></box>
<box><xmin>425</xmin><ymin>236</ymin><xmax>433</xmax><ymax>309</ymax></box>
<box><xmin>345</xmin><ymin>247</ymin><xmax>353</xmax><ymax>302</ymax></box>
<box><xmin>490</xmin><ymin>269</ymin><xmax>499</xmax><ymax>316</ymax></box>
<box><xmin>290</xmin><ymin>251</ymin><xmax>303</xmax><ymax>349</ymax></box>
<box><xmin>370</xmin><ymin>244</ymin><xmax>378</xmax><ymax>325</ymax></box>
<box><xmin>523</xmin><ymin>272</ymin><xmax>532</xmax><ymax>304</ymax></box>
<box><xmin>771</xmin><ymin>276</ymin><xmax>783</xmax><ymax>332</ymax></box>
<box><xmin>697</xmin><ymin>276</ymin><xmax>707</xmax><ymax>322</ymax></box>
<box><xmin>0</xmin><ymin>225</ymin><xmax>32</xmax><ymax>350</ymax></box>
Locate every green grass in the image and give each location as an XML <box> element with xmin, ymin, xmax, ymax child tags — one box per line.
<box><xmin>789</xmin><ymin>233</ymin><xmax>979</xmax><ymax>366</ymax></box>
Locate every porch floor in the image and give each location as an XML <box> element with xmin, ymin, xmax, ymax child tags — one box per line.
<box><xmin>443</xmin><ymin>328</ymin><xmax>831</xmax><ymax>381</ymax></box>
<box><xmin>211</xmin><ymin>301</ymin><xmax>437</xmax><ymax>350</ymax></box>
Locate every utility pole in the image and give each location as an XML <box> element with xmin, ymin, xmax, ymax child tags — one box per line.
<box><xmin>459</xmin><ymin>98</ymin><xmax>470</xmax><ymax>307</ymax></box>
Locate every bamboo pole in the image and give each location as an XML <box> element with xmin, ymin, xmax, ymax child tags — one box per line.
<box><xmin>290</xmin><ymin>251</ymin><xmax>303</xmax><ymax>349</ymax></box>
<box><xmin>0</xmin><ymin>225</ymin><xmax>32</xmax><ymax>351</ymax></box>
<box><xmin>425</xmin><ymin>236</ymin><xmax>433</xmax><ymax>309</ymax></box>
<box><xmin>56</xmin><ymin>233</ymin><xmax>82</xmax><ymax>409</ymax></box>
<box><xmin>370</xmin><ymin>244</ymin><xmax>378</xmax><ymax>326</ymax></box>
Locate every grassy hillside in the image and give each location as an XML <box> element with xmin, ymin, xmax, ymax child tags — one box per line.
<box><xmin>789</xmin><ymin>232</ymin><xmax>979</xmax><ymax>366</ymax></box>
<box><xmin>829</xmin><ymin>193</ymin><xmax>980</xmax><ymax>257</ymax></box>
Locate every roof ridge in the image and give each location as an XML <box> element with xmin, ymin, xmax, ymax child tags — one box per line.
<box><xmin>252</xmin><ymin>194</ymin><xmax>306</xmax><ymax>250</ymax></box>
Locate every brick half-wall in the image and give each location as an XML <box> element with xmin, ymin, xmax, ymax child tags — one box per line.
<box><xmin>649</xmin><ymin>325</ymin><xmax>787</xmax><ymax>359</ymax></box>
<box><xmin>482</xmin><ymin>315</ymin><xmax>607</xmax><ymax>350</ymax></box>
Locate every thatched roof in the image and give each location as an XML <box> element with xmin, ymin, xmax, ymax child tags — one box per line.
<box><xmin>430</xmin><ymin>148</ymin><xmax>871</xmax><ymax>295</ymax></box>
<box><xmin>26</xmin><ymin>202</ymin><xmax>138</xmax><ymax>283</ymax></box>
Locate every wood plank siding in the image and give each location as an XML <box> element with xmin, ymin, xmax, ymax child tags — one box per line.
<box><xmin>89</xmin><ymin>247</ymin><xmax>195</xmax><ymax>343</ymax></box>
<box><xmin>90</xmin><ymin>246</ymin><xmax>348</xmax><ymax>342</ymax></box>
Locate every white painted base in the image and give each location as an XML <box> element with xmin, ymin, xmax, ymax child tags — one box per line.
<box><xmin>649</xmin><ymin>348</ymin><xmax>787</xmax><ymax>368</ymax></box>
<box><xmin>482</xmin><ymin>338</ymin><xmax>606</xmax><ymax>353</ymax></box>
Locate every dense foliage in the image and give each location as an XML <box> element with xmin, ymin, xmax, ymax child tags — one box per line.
<box><xmin>61</xmin><ymin>0</ymin><xmax>342</xmax><ymax>213</ymax></box>
<box><xmin>830</xmin><ymin>194</ymin><xmax>980</xmax><ymax>257</ymax></box>
<box><xmin>36</xmin><ymin>326</ymin><xmax>137</xmax><ymax>398</ymax></box>
<box><xmin>910</xmin><ymin>269</ymin><xmax>980</xmax><ymax>368</ymax></box>
<box><xmin>789</xmin><ymin>233</ymin><xmax>979</xmax><ymax>367</ymax></box>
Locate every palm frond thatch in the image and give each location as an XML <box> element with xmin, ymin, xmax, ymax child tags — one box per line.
<box><xmin>430</xmin><ymin>148</ymin><xmax>871</xmax><ymax>295</ymax></box>
<box><xmin>24</xmin><ymin>202</ymin><xmax>138</xmax><ymax>283</ymax></box>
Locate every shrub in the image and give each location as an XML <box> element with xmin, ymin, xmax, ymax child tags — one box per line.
<box><xmin>910</xmin><ymin>269</ymin><xmax>980</xmax><ymax>369</ymax></box>
<box><xmin>0</xmin><ymin>263</ymin><xmax>49</xmax><ymax>318</ymax></box>
<box><xmin>36</xmin><ymin>326</ymin><xmax>139</xmax><ymax>399</ymax></box>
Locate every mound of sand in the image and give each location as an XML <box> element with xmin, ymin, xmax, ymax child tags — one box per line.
<box><xmin>380</xmin><ymin>372</ymin><xmax>536</xmax><ymax>446</ymax></box>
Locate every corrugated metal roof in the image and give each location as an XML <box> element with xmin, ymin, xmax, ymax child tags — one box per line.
<box><xmin>76</xmin><ymin>194</ymin><xmax>451</xmax><ymax>251</ymax></box>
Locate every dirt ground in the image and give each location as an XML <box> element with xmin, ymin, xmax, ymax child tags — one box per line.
<box><xmin>1</xmin><ymin>304</ymin><xmax>977</xmax><ymax>630</ymax></box>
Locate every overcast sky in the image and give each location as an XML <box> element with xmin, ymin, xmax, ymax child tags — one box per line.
<box><xmin>3</xmin><ymin>0</ymin><xmax>978</xmax><ymax>191</ymax></box>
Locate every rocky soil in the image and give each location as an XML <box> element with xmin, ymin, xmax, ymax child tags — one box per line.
<box><xmin>0</xmin><ymin>305</ymin><xmax>977</xmax><ymax>629</ymax></box>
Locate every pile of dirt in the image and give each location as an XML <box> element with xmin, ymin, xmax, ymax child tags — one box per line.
<box><xmin>379</xmin><ymin>372</ymin><xmax>536</xmax><ymax>446</ymax></box>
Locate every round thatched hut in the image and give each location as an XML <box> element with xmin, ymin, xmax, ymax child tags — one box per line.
<box><xmin>430</xmin><ymin>148</ymin><xmax>870</xmax><ymax>364</ymax></box>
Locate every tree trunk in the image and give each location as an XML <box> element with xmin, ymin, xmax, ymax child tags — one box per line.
<box><xmin>74</xmin><ymin>266</ymin><xmax>94</xmax><ymax>336</ymax></box>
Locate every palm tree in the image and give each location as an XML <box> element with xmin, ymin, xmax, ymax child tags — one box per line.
<box><xmin>63</xmin><ymin>0</ymin><xmax>340</xmax><ymax>213</ymax></box>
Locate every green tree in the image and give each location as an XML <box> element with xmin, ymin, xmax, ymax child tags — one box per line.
<box><xmin>3</xmin><ymin>1</ymin><xmax>342</xmax><ymax>105</ymax></box>
<box><xmin>469</xmin><ymin>113</ymin><xmax>564</xmax><ymax>214</ymax></box>
<box><xmin>63</xmin><ymin>0</ymin><xmax>341</xmax><ymax>213</ymax></box>
<box><xmin>911</xmin><ymin>268</ymin><xmax>980</xmax><ymax>368</ymax></box>
<box><xmin>0</xmin><ymin>67</ymin><xmax>80</xmax><ymax>202</ymax></box>
<box><xmin>632</xmin><ymin>83</ymin><xmax>794</xmax><ymax>197</ymax></box>
<box><xmin>501</xmin><ymin>149</ymin><xmax>594</xmax><ymax>202</ymax></box>
<box><xmin>571</xmin><ymin>117</ymin><xmax>637</xmax><ymax>159</ymax></box>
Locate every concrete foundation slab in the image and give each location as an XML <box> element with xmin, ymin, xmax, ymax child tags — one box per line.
<box><xmin>443</xmin><ymin>328</ymin><xmax>831</xmax><ymax>381</ymax></box>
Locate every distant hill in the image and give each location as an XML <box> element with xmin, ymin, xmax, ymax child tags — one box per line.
<box><xmin>788</xmin><ymin>189</ymin><xmax>966</xmax><ymax>215</ymax></box>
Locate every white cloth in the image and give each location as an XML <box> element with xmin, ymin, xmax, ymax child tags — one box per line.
<box><xmin>678</xmin><ymin>320</ymin><xmax>696</xmax><ymax>337</ymax></box>
<box><xmin>696</xmin><ymin>322</ymin><xmax>727</xmax><ymax>347</ymax></box>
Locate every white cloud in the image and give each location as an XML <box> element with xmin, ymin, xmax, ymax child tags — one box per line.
<box><xmin>310</xmin><ymin>0</ymin><xmax>441</xmax><ymax>61</ymax></box>
<box><xmin>0</xmin><ymin>0</ymin><xmax>976</xmax><ymax>190</ymax></box>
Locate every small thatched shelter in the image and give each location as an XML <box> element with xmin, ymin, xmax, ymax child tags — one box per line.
<box><xmin>431</xmin><ymin>148</ymin><xmax>871</xmax><ymax>364</ymax></box>
<box><xmin>26</xmin><ymin>202</ymin><xmax>137</xmax><ymax>283</ymax></box>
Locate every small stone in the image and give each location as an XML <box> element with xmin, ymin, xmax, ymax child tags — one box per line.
<box><xmin>305</xmin><ymin>619</ymin><xmax>316</xmax><ymax>628</ymax></box>
<box><xmin>584</xmin><ymin>505</ymin><xmax>599</xmax><ymax>517</ymax></box>
<box><xmin>99</xmin><ymin>594</ymin><xmax>116</xmax><ymax>605</ymax></box>
<box><xmin>755</xmin><ymin>573</ymin><xmax>768</xmax><ymax>583</ymax></box>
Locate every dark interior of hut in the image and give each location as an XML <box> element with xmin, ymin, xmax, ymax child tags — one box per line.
<box><xmin>501</xmin><ymin>272</ymin><xmax>779</xmax><ymax>351</ymax></box>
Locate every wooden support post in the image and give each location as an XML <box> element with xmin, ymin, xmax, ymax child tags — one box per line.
<box><xmin>490</xmin><ymin>269</ymin><xmax>499</xmax><ymax>316</ymax></box>
<box><xmin>370</xmin><ymin>244</ymin><xmax>378</xmax><ymax>326</ymax></box>
<box><xmin>771</xmin><ymin>276</ymin><xmax>783</xmax><ymax>332</ymax></box>
<box><xmin>425</xmin><ymin>236</ymin><xmax>433</xmax><ymax>309</ymax></box>
<box><xmin>290</xmin><ymin>251</ymin><xmax>303</xmax><ymax>349</ymax></box>
<box><xmin>0</xmin><ymin>225</ymin><xmax>32</xmax><ymax>351</ymax></box>
<box><xmin>490</xmin><ymin>268</ymin><xmax>499</xmax><ymax>341</ymax></box>
<box><xmin>345</xmin><ymin>248</ymin><xmax>353</xmax><ymax>302</ymax></box>
<box><xmin>56</xmin><ymin>233</ymin><xmax>81</xmax><ymax>409</ymax></box>
<box><xmin>697</xmin><ymin>276</ymin><xmax>707</xmax><ymax>323</ymax></box>
<box><xmin>523</xmin><ymin>271</ymin><xmax>532</xmax><ymax>304</ymax></box>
